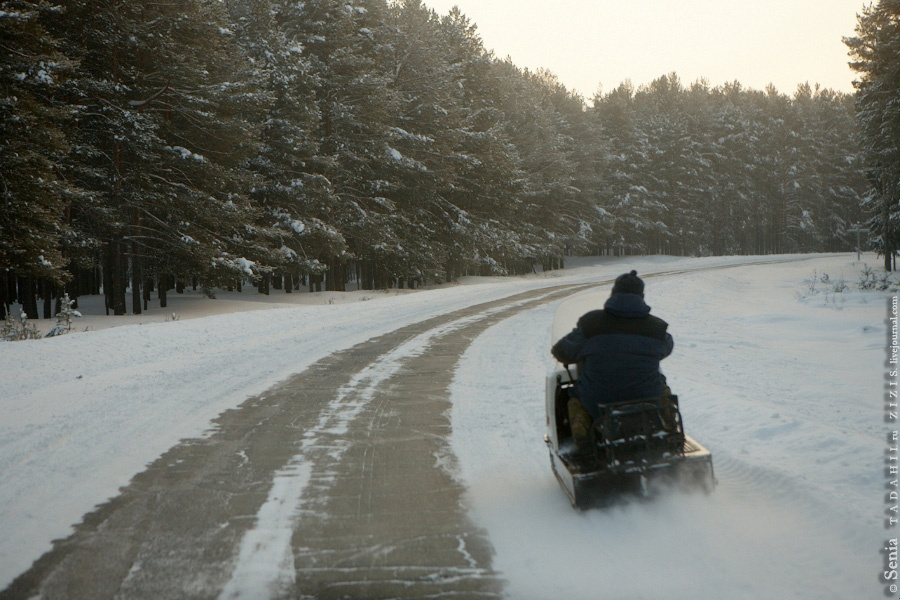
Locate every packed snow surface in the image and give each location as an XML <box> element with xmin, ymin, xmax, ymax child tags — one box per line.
<box><xmin>0</xmin><ymin>253</ymin><xmax>890</xmax><ymax>598</ymax></box>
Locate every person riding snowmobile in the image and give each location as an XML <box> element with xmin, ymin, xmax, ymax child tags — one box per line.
<box><xmin>551</xmin><ymin>270</ymin><xmax>674</xmax><ymax>449</ymax></box>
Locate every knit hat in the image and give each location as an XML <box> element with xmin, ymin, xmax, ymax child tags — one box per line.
<box><xmin>611</xmin><ymin>270</ymin><xmax>644</xmax><ymax>296</ymax></box>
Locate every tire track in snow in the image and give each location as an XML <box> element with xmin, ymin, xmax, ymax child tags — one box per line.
<box><xmin>270</xmin><ymin>284</ymin><xmax>594</xmax><ymax>599</ymax></box>
<box><xmin>1</xmin><ymin>283</ymin><xmax>592</xmax><ymax>600</ymax></box>
<box><xmin>218</xmin><ymin>310</ymin><xmax>499</xmax><ymax>599</ymax></box>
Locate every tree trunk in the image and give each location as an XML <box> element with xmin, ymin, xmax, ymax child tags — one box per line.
<box><xmin>361</xmin><ymin>261</ymin><xmax>373</xmax><ymax>290</ymax></box>
<box><xmin>131</xmin><ymin>243</ymin><xmax>142</xmax><ymax>315</ymax></box>
<box><xmin>112</xmin><ymin>239</ymin><xmax>126</xmax><ymax>315</ymax></box>
<box><xmin>0</xmin><ymin>271</ymin><xmax>7</xmax><ymax>320</ymax></box>
<box><xmin>42</xmin><ymin>279</ymin><xmax>52</xmax><ymax>319</ymax></box>
<box><xmin>325</xmin><ymin>262</ymin><xmax>335</xmax><ymax>292</ymax></box>
<box><xmin>159</xmin><ymin>274</ymin><xmax>168</xmax><ymax>308</ymax></box>
<box><xmin>22</xmin><ymin>277</ymin><xmax>38</xmax><ymax>319</ymax></box>
<box><xmin>143</xmin><ymin>276</ymin><xmax>151</xmax><ymax>310</ymax></box>
<box><xmin>54</xmin><ymin>285</ymin><xmax>64</xmax><ymax>316</ymax></box>
<box><xmin>885</xmin><ymin>173</ymin><xmax>893</xmax><ymax>271</ymax></box>
<box><xmin>333</xmin><ymin>262</ymin><xmax>346</xmax><ymax>292</ymax></box>
<box><xmin>102</xmin><ymin>253</ymin><xmax>112</xmax><ymax>315</ymax></box>
<box><xmin>4</xmin><ymin>270</ymin><xmax>16</xmax><ymax>314</ymax></box>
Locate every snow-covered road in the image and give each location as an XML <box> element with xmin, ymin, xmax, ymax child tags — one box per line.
<box><xmin>0</xmin><ymin>253</ymin><xmax>889</xmax><ymax>598</ymax></box>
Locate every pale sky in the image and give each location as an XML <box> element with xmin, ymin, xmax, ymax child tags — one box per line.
<box><xmin>422</xmin><ymin>0</ymin><xmax>863</xmax><ymax>98</ymax></box>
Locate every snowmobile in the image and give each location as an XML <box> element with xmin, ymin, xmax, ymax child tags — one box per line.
<box><xmin>544</xmin><ymin>290</ymin><xmax>716</xmax><ymax>509</ymax></box>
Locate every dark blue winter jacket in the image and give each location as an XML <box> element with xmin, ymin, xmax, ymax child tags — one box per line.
<box><xmin>551</xmin><ymin>293</ymin><xmax>673</xmax><ymax>420</ymax></box>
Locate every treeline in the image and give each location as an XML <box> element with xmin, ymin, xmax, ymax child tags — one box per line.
<box><xmin>1</xmin><ymin>0</ymin><xmax>867</xmax><ymax>318</ymax></box>
<box><xmin>595</xmin><ymin>76</ymin><xmax>866</xmax><ymax>256</ymax></box>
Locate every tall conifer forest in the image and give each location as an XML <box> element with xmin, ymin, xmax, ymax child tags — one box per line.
<box><xmin>0</xmin><ymin>0</ymin><xmax>874</xmax><ymax>318</ymax></box>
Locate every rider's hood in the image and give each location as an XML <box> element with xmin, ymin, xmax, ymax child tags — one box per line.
<box><xmin>603</xmin><ymin>293</ymin><xmax>651</xmax><ymax>318</ymax></box>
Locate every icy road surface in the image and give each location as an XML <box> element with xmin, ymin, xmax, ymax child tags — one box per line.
<box><xmin>0</xmin><ymin>254</ymin><xmax>886</xmax><ymax>599</ymax></box>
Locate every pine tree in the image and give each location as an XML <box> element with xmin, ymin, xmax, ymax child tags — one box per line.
<box><xmin>229</xmin><ymin>0</ymin><xmax>346</xmax><ymax>293</ymax></box>
<box><xmin>47</xmin><ymin>0</ymin><xmax>269</xmax><ymax>313</ymax></box>
<box><xmin>706</xmin><ymin>82</ymin><xmax>757</xmax><ymax>254</ymax></box>
<box><xmin>0</xmin><ymin>2</ymin><xmax>78</xmax><ymax>285</ymax></box>
<box><xmin>845</xmin><ymin>0</ymin><xmax>900</xmax><ymax>269</ymax></box>
<box><xmin>594</xmin><ymin>81</ymin><xmax>668</xmax><ymax>255</ymax></box>
<box><xmin>280</xmin><ymin>0</ymin><xmax>405</xmax><ymax>289</ymax></box>
<box><xmin>433</xmin><ymin>8</ymin><xmax>522</xmax><ymax>278</ymax></box>
<box><xmin>515</xmin><ymin>68</ymin><xmax>593</xmax><ymax>265</ymax></box>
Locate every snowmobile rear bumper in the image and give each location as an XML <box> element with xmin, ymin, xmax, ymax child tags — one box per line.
<box><xmin>546</xmin><ymin>434</ymin><xmax>715</xmax><ymax>509</ymax></box>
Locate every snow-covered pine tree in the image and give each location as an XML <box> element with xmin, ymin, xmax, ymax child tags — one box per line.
<box><xmin>370</xmin><ymin>0</ymin><xmax>456</xmax><ymax>286</ymax></box>
<box><xmin>512</xmin><ymin>67</ymin><xmax>593</xmax><ymax>267</ymax></box>
<box><xmin>704</xmin><ymin>82</ymin><xmax>756</xmax><ymax>254</ymax></box>
<box><xmin>280</xmin><ymin>0</ymin><xmax>404</xmax><ymax>290</ymax></box>
<box><xmin>431</xmin><ymin>7</ymin><xmax>523</xmax><ymax>280</ymax></box>
<box><xmin>378</xmin><ymin>0</ymin><xmax>531</xmax><ymax>284</ymax></box>
<box><xmin>811</xmin><ymin>90</ymin><xmax>868</xmax><ymax>252</ymax></box>
<box><xmin>845</xmin><ymin>0</ymin><xmax>900</xmax><ymax>270</ymax></box>
<box><xmin>593</xmin><ymin>81</ymin><xmax>668</xmax><ymax>255</ymax></box>
<box><xmin>44</xmin><ymin>292</ymin><xmax>80</xmax><ymax>336</ymax></box>
<box><xmin>784</xmin><ymin>84</ymin><xmax>865</xmax><ymax>252</ymax></box>
<box><xmin>549</xmin><ymin>74</ymin><xmax>609</xmax><ymax>258</ymax></box>
<box><xmin>637</xmin><ymin>73</ymin><xmax>719</xmax><ymax>255</ymax></box>
<box><xmin>46</xmin><ymin>0</ymin><xmax>271</xmax><ymax>312</ymax></box>
<box><xmin>675</xmin><ymin>79</ymin><xmax>721</xmax><ymax>255</ymax></box>
<box><xmin>0</xmin><ymin>1</ymin><xmax>80</xmax><ymax>318</ymax></box>
<box><xmin>226</xmin><ymin>0</ymin><xmax>346</xmax><ymax>294</ymax></box>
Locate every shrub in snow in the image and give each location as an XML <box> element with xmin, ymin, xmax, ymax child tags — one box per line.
<box><xmin>858</xmin><ymin>264</ymin><xmax>896</xmax><ymax>291</ymax></box>
<box><xmin>45</xmin><ymin>294</ymin><xmax>82</xmax><ymax>337</ymax></box>
<box><xmin>800</xmin><ymin>270</ymin><xmax>820</xmax><ymax>296</ymax></box>
<box><xmin>798</xmin><ymin>264</ymin><xmax>897</xmax><ymax>303</ymax></box>
<box><xmin>1</xmin><ymin>312</ymin><xmax>41</xmax><ymax>342</ymax></box>
<box><xmin>819</xmin><ymin>273</ymin><xmax>848</xmax><ymax>293</ymax></box>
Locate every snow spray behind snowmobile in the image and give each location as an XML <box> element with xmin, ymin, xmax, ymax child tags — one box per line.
<box><xmin>544</xmin><ymin>289</ymin><xmax>716</xmax><ymax>509</ymax></box>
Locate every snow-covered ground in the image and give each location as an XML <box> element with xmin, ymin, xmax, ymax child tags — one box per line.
<box><xmin>0</xmin><ymin>253</ymin><xmax>890</xmax><ymax>597</ymax></box>
<box><xmin>450</xmin><ymin>254</ymin><xmax>887</xmax><ymax>599</ymax></box>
